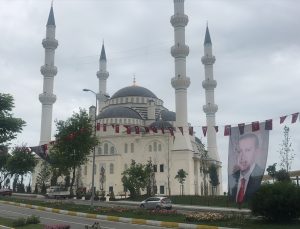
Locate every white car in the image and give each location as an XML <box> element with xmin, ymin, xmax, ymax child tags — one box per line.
<box><xmin>140</xmin><ymin>196</ymin><xmax>172</xmax><ymax>210</ymax></box>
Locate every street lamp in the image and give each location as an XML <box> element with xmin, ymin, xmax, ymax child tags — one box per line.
<box><xmin>83</xmin><ymin>88</ymin><xmax>97</xmax><ymax>207</ymax></box>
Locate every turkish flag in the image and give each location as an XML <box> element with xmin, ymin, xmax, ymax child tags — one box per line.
<box><xmin>280</xmin><ymin>115</ymin><xmax>287</xmax><ymax>124</ymax></box>
<box><xmin>189</xmin><ymin>127</ymin><xmax>193</xmax><ymax>136</ymax></box>
<box><xmin>124</xmin><ymin>125</ymin><xmax>131</xmax><ymax>134</ymax></box>
<box><xmin>103</xmin><ymin>124</ymin><xmax>107</xmax><ymax>132</ymax></box>
<box><xmin>202</xmin><ymin>126</ymin><xmax>207</xmax><ymax>137</ymax></box>
<box><xmin>252</xmin><ymin>121</ymin><xmax>260</xmax><ymax>132</ymax></box>
<box><xmin>214</xmin><ymin>126</ymin><xmax>219</xmax><ymax>133</ymax></box>
<box><xmin>151</xmin><ymin>126</ymin><xmax>158</xmax><ymax>133</ymax></box>
<box><xmin>291</xmin><ymin>113</ymin><xmax>299</xmax><ymax>123</ymax></box>
<box><xmin>224</xmin><ymin>125</ymin><xmax>231</xmax><ymax>136</ymax></box>
<box><xmin>161</xmin><ymin>127</ymin><xmax>165</xmax><ymax>134</ymax></box>
<box><xmin>168</xmin><ymin>127</ymin><xmax>174</xmax><ymax>136</ymax></box>
<box><xmin>115</xmin><ymin>125</ymin><xmax>119</xmax><ymax>133</ymax></box>
<box><xmin>238</xmin><ymin>123</ymin><xmax>245</xmax><ymax>135</ymax></box>
<box><xmin>178</xmin><ymin>127</ymin><xmax>183</xmax><ymax>135</ymax></box>
<box><xmin>144</xmin><ymin>126</ymin><xmax>150</xmax><ymax>133</ymax></box>
<box><xmin>96</xmin><ymin>123</ymin><xmax>100</xmax><ymax>131</ymax></box>
<box><xmin>265</xmin><ymin>119</ymin><xmax>273</xmax><ymax>130</ymax></box>
<box><xmin>135</xmin><ymin>126</ymin><xmax>140</xmax><ymax>134</ymax></box>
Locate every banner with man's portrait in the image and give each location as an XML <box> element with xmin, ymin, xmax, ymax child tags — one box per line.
<box><xmin>228</xmin><ymin>122</ymin><xmax>269</xmax><ymax>204</ymax></box>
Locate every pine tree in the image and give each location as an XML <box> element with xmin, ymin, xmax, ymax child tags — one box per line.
<box><xmin>278</xmin><ymin>126</ymin><xmax>295</xmax><ymax>172</ymax></box>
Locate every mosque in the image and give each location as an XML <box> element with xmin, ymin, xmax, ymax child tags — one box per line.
<box><xmin>34</xmin><ymin>0</ymin><xmax>222</xmax><ymax>196</ymax></box>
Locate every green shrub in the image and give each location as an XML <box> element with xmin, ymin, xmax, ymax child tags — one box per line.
<box><xmin>12</xmin><ymin>217</ymin><xmax>26</xmax><ymax>227</ymax></box>
<box><xmin>26</xmin><ymin>215</ymin><xmax>40</xmax><ymax>224</ymax></box>
<box><xmin>250</xmin><ymin>182</ymin><xmax>300</xmax><ymax>221</ymax></box>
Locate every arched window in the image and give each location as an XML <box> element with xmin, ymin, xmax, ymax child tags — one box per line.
<box><xmin>130</xmin><ymin>143</ymin><xmax>134</xmax><ymax>153</ymax></box>
<box><xmin>110</xmin><ymin>146</ymin><xmax>115</xmax><ymax>155</ymax></box>
<box><xmin>104</xmin><ymin>143</ymin><xmax>108</xmax><ymax>155</ymax></box>
<box><xmin>153</xmin><ymin>142</ymin><xmax>157</xmax><ymax>152</ymax></box>
<box><xmin>149</xmin><ymin>145</ymin><xmax>152</xmax><ymax>152</ymax></box>
<box><xmin>158</xmin><ymin>144</ymin><xmax>162</xmax><ymax>151</ymax></box>
<box><xmin>110</xmin><ymin>163</ymin><xmax>114</xmax><ymax>174</ymax></box>
<box><xmin>124</xmin><ymin>143</ymin><xmax>128</xmax><ymax>153</ymax></box>
<box><xmin>98</xmin><ymin>147</ymin><xmax>102</xmax><ymax>155</ymax></box>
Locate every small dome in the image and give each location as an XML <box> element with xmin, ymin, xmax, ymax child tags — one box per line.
<box><xmin>160</xmin><ymin>110</ymin><xmax>176</xmax><ymax>121</ymax></box>
<box><xmin>111</xmin><ymin>86</ymin><xmax>158</xmax><ymax>99</ymax></box>
<box><xmin>149</xmin><ymin>120</ymin><xmax>173</xmax><ymax>129</ymax></box>
<box><xmin>98</xmin><ymin>106</ymin><xmax>143</xmax><ymax>119</ymax></box>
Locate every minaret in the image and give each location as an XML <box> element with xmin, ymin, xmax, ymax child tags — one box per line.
<box><xmin>96</xmin><ymin>42</ymin><xmax>109</xmax><ymax>112</ymax></box>
<box><xmin>201</xmin><ymin>26</ymin><xmax>220</xmax><ymax>161</ymax></box>
<box><xmin>170</xmin><ymin>0</ymin><xmax>192</xmax><ymax>150</ymax></box>
<box><xmin>39</xmin><ymin>4</ymin><xmax>58</xmax><ymax>145</ymax></box>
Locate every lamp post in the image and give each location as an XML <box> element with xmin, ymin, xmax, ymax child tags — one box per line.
<box><xmin>83</xmin><ymin>88</ymin><xmax>97</xmax><ymax>207</ymax></box>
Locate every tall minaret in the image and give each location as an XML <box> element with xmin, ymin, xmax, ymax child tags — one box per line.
<box><xmin>201</xmin><ymin>26</ymin><xmax>220</xmax><ymax>161</ymax></box>
<box><xmin>96</xmin><ymin>42</ymin><xmax>109</xmax><ymax>113</ymax></box>
<box><xmin>39</xmin><ymin>4</ymin><xmax>58</xmax><ymax>145</ymax></box>
<box><xmin>170</xmin><ymin>0</ymin><xmax>192</xmax><ymax>150</ymax></box>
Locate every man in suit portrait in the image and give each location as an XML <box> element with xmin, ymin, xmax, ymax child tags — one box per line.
<box><xmin>229</xmin><ymin>133</ymin><xmax>264</xmax><ymax>204</ymax></box>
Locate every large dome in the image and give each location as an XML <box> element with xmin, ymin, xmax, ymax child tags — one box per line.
<box><xmin>98</xmin><ymin>106</ymin><xmax>143</xmax><ymax>119</ymax></box>
<box><xmin>111</xmin><ymin>85</ymin><xmax>157</xmax><ymax>99</ymax></box>
<box><xmin>149</xmin><ymin>120</ymin><xmax>173</xmax><ymax>129</ymax></box>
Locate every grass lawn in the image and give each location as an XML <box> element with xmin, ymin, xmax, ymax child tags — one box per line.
<box><xmin>0</xmin><ymin>216</ymin><xmax>43</xmax><ymax>229</ymax></box>
<box><xmin>1</xmin><ymin>196</ymin><xmax>299</xmax><ymax>229</ymax></box>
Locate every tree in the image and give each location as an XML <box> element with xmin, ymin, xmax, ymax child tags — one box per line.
<box><xmin>0</xmin><ymin>152</ymin><xmax>10</xmax><ymax>188</ymax></box>
<box><xmin>175</xmin><ymin>169</ymin><xmax>188</xmax><ymax>196</ymax></box>
<box><xmin>266</xmin><ymin>163</ymin><xmax>277</xmax><ymax>182</ymax></box>
<box><xmin>0</xmin><ymin>93</ymin><xmax>26</xmax><ymax>147</ymax></box>
<box><xmin>6</xmin><ymin>146</ymin><xmax>37</xmax><ymax>189</ymax></box>
<box><xmin>200</xmin><ymin>149</ymin><xmax>209</xmax><ymax>196</ymax></box>
<box><xmin>275</xmin><ymin>169</ymin><xmax>291</xmax><ymax>182</ymax></box>
<box><xmin>36</xmin><ymin>161</ymin><xmax>51</xmax><ymax>191</ymax></box>
<box><xmin>50</xmin><ymin>109</ymin><xmax>97</xmax><ymax>195</ymax></box>
<box><xmin>121</xmin><ymin>160</ymin><xmax>148</xmax><ymax>198</ymax></box>
<box><xmin>278</xmin><ymin>126</ymin><xmax>295</xmax><ymax>172</ymax></box>
<box><xmin>145</xmin><ymin>159</ymin><xmax>156</xmax><ymax>196</ymax></box>
<box><xmin>209</xmin><ymin>164</ymin><xmax>219</xmax><ymax>195</ymax></box>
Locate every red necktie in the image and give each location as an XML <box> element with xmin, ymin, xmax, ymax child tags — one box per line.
<box><xmin>237</xmin><ymin>178</ymin><xmax>246</xmax><ymax>204</ymax></box>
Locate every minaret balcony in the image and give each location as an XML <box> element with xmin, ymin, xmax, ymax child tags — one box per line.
<box><xmin>97</xmin><ymin>71</ymin><xmax>109</xmax><ymax>80</ymax></box>
<box><xmin>40</xmin><ymin>65</ymin><xmax>57</xmax><ymax>76</ymax></box>
<box><xmin>170</xmin><ymin>14</ymin><xmax>189</xmax><ymax>27</ymax></box>
<box><xmin>42</xmin><ymin>38</ymin><xmax>58</xmax><ymax>49</ymax></box>
<box><xmin>39</xmin><ymin>93</ymin><xmax>56</xmax><ymax>105</ymax></box>
<box><xmin>171</xmin><ymin>76</ymin><xmax>190</xmax><ymax>89</ymax></box>
<box><xmin>201</xmin><ymin>55</ymin><xmax>216</xmax><ymax>65</ymax></box>
<box><xmin>171</xmin><ymin>44</ymin><xmax>189</xmax><ymax>58</ymax></box>
<box><xmin>203</xmin><ymin>104</ymin><xmax>218</xmax><ymax>114</ymax></box>
<box><xmin>202</xmin><ymin>79</ymin><xmax>217</xmax><ymax>89</ymax></box>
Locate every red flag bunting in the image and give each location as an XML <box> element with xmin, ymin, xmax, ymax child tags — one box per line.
<box><xmin>124</xmin><ymin>125</ymin><xmax>131</xmax><ymax>134</ymax></box>
<box><xmin>291</xmin><ymin>113</ymin><xmax>299</xmax><ymax>123</ymax></box>
<box><xmin>135</xmin><ymin>126</ymin><xmax>140</xmax><ymax>134</ymax></box>
<box><xmin>265</xmin><ymin>119</ymin><xmax>273</xmax><ymax>130</ymax></box>
<box><xmin>144</xmin><ymin>126</ymin><xmax>150</xmax><ymax>133</ymax></box>
<box><xmin>178</xmin><ymin>127</ymin><xmax>183</xmax><ymax>135</ymax></box>
<box><xmin>202</xmin><ymin>126</ymin><xmax>207</xmax><ymax>137</ymax></box>
<box><xmin>224</xmin><ymin>125</ymin><xmax>231</xmax><ymax>136</ymax></box>
<box><xmin>189</xmin><ymin>127</ymin><xmax>193</xmax><ymax>136</ymax></box>
<box><xmin>214</xmin><ymin>126</ymin><xmax>219</xmax><ymax>133</ymax></box>
<box><xmin>151</xmin><ymin>126</ymin><xmax>158</xmax><ymax>133</ymax></box>
<box><xmin>103</xmin><ymin>124</ymin><xmax>107</xmax><ymax>132</ymax></box>
<box><xmin>252</xmin><ymin>121</ymin><xmax>260</xmax><ymax>132</ymax></box>
<box><xmin>161</xmin><ymin>127</ymin><xmax>165</xmax><ymax>134</ymax></box>
<box><xmin>280</xmin><ymin>115</ymin><xmax>287</xmax><ymax>124</ymax></box>
<box><xmin>115</xmin><ymin>125</ymin><xmax>119</xmax><ymax>133</ymax></box>
<box><xmin>96</xmin><ymin>123</ymin><xmax>100</xmax><ymax>131</ymax></box>
<box><xmin>168</xmin><ymin>127</ymin><xmax>174</xmax><ymax>136</ymax></box>
<box><xmin>238</xmin><ymin>123</ymin><xmax>245</xmax><ymax>135</ymax></box>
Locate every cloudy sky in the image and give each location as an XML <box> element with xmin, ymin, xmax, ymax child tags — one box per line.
<box><xmin>1</xmin><ymin>0</ymin><xmax>299</xmax><ymax>190</ymax></box>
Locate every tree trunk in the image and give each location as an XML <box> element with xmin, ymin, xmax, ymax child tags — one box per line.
<box><xmin>70</xmin><ymin>166</ymin><xmax>76</xmax><ymax>196</ymax></box>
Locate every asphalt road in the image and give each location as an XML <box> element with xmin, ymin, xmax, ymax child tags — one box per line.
<box><xmin>0</xmin><ymin>202</ymin><xmax>169</xmax><ymax>229</ymax></box>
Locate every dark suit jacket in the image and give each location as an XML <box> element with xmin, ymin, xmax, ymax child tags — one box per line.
<box><xmin>229</xmin><ymin>164</ymin><xmax>264</xmax><ymax>202</ymax></box>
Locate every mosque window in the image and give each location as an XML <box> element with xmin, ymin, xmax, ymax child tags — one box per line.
<box><xmin>110</xmin><ymin>163</ymin><xmax>114</xmax><ymax>174</ymax></box>
<box><xmin>158</xmin><ymin>144</ymin><xmax>162</xmax><ymax>151</ymax></box>
<box><xmin>110</xmin><ymin>146</ymin><xmax>115</xmax><ymax>155</ymax></box>
<box><xmin>126</xmin><ymin>98</ymin><xmax>128</xmax><ymax>103</ymax></box>
<box><xmin>130</xmin><ymin>143</ymin><xmax>134</xmax><ymax>153</ymax></box>
<box><xmin>124</xmin><ymin>143</ymin><xmax>128</xmax><ymax>153</ymax></box>
<box><xmin>98</xmin><ymin>147</ymin><xmax>102</xmax><ymax>155</ymax></box>
<box><xmin>84</xmin><ymin>166</ymin><xmax>87</xmax><ymax>176</ymax></box>
<box><xmin>153</xmin><ymin>142</ymin><xmax>157</xmax><ymax>152</ymax></box>
<box><xmin>160</xmin><ymin>185</ymin><xmax>165</xmax><ymax>194</ymax></box>
<box><xmin>160</xmin><ymin>164</ymin><xmax>164</xmax><ymax>172</ymax></box>
<box><xmin>119</xmin><ymin>119</ymin><xmax>122</xmax><ymax>124</ymax></box>
<box><xmin>153</xmin><ymin>165</ymin><xmax>157</xmax><ymax>172</ymax></box>
<box><xmin>114</xmin><ymin>118</ymin><xmax>117</xmax><ymax>123</ymax></box>
<box><xmin>130</xmin><ymin>97</ymin><xmax>133</xmax><ymax>102</ymax></box>
<box><xmin>104</xmin><ymin>143</ymin><xmax>108</xmax><ymax>155</ymax></box>
<box><xmin>137</xmin><ymin>97</ymin><xmax>140</xmax><ymax>103</ymax></box>
<box><xmin>149</xmin><ymin>145</ymin><xmax>152</xmax><ymax>152</ymax></box>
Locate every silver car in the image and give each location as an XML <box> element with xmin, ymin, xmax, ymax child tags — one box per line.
<box><xmin>140</xmin><ymin>196</ymin><xmax>172</xmax><ymax>210</ymax></box>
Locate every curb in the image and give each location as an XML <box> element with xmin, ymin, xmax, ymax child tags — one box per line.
<box><xmin>0</xmin><ymin>200</ymin><xmax>233</xmax><ymax>229</ymax></box>
<box><xmin>0</xmin><ymin>226</ymin><xmax>15</xmax><ymax>229</ymax></box>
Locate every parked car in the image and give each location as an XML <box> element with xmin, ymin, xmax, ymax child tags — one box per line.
<box><xmin>0</xmin><ymin>188</ymin><xmax>12</xmax><ymax>196</ymax></box>
<box><xmin>46</xmin><ymin>186</ymin><xmax>70</xmax><ymax>199</ymax></box>
<box><xmin>140</xmin><ymin>196</ymin><xmax>172</xmax><ymax>210</ymax></box>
